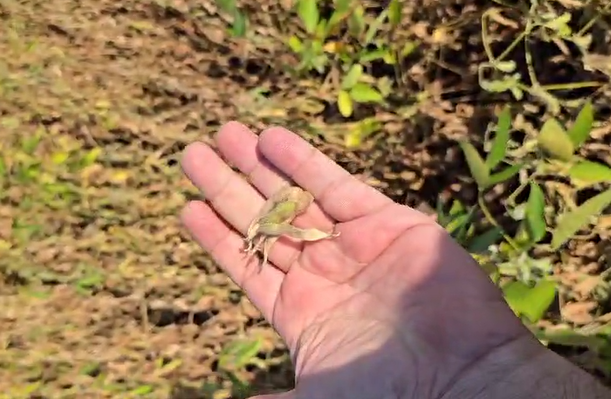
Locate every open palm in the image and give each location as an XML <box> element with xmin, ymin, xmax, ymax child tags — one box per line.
<box><xmin>181</xmin><ymin>122</ymin><xmax>540</xmax><ymax>399</ymax></box>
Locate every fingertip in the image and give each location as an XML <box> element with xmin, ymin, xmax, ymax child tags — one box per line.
<box><xmin>258</xmin><ymin>125</ymin><xmax>299</xmax><ymax>148</ymax></box>
<box><xmin>215</xmin><ymin>121</ymin><xmax>260</xmax><ymax>171</ymax></box>
<box><xmin>215</xmin><ymin>120</ymin><xmax>253</xmax><ymax>143</ymax></box>
<box><xmin>257</xmin><ymin>126</ymin><xmax>315</xmax><ymax>178</ymax></box>
<box><xmin>180</xmin><ymin>140</ymin><xmax>207</xmax><ymax>171</ymax></box>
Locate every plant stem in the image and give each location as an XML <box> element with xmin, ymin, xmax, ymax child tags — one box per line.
<box><xmin>478</xmin><ymin>192</ymin><xmax>521</xmax><ymax>252</ymax></box>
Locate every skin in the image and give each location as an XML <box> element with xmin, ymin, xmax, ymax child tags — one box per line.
<box><xmin>180</xmin><ymin>122</ymin><xmax>611</xmax><ymax>399</ymax></box>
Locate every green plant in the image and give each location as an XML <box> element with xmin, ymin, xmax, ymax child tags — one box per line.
<box><xmin>459</xmin><ymin>101</ymin><xmax>610</xmax><ymax>252</ymax></box>
<box><xmin>213</xmin><ymin>336</ymin><xmax>265</xmax><ymax>399</ymax></box>
<box><xmin>452</xmin><ymin>101</ymin><xmax>611</xmax><ymax>332</ymax></box>
<box><xmin>478</xmin><ymin>1</ymin><xmax>605</xmax><ymax>115</ymax></box>
<box><xmin>503</xmin><ymin>278</ymin><xmax>557</xmax><ymax>323</ymax></box>
<box><xmin>215</xmin><ymin>0</ymin><xmax>249</xmax><ymax>37</ymax></box>
<box><xmin>287</xmin><ymin>0</ymin><xmax>418</xmax><ymax>145</ymax></box>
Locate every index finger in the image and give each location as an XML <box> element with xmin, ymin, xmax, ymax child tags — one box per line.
<box><xmin>257</xmin><ymin>126</ymin><xmax>394</xmax><ymax>222</ymax></box>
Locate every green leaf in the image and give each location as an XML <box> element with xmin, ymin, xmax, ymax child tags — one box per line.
<box><xmin>503</xmin><ymin>279</ymin><xmax>557</xmax><ymax>323</ymax></box>
<box><xmin>315</xmin><ymin>19</ymin><xmax>327</xmax><ymax>38</ymax></box>
<box><xmin>459</xmin><ymin>141</ymin><xmax>490</xmax><ymax>190</ymax></box>
<box><xmin>344</xmin><ymin>127</ymin><xmax>361</xmax><ymax>148</ymax></box>
<box><xmin>51</xmin><ymin>151</ymin><xmax>70</xmax><ymax>165</ymax></box>
<box><xmin>288</xmin><ymin>36</ymin><xmax>303</xmax><ymax>53</ymax></box>
<box><xmin>327</xmin><ymin>0</ymin><xmax>352</xmax><ymax>32</ymax></box>
<box><xmin>453</xmin><ymin>209</ymin><xmax>476</xmax><ymax>243</ymax></box>
<box><xmin>400</xmin><ymin>41</ymin><xmax>418</xmax><ymax>57</ymax></box>
<box><xmin>231</xmin><ymin>10</ymin><xmax>247</xmax><ymax>37</ymax></box>
<box><xmin>130</xmin><ymin>385</ymin><xmax>154</xmax><ymax>395</ymax></box>
<box><xmin>487</xmin><ymin>163</ymin><xmax>522</xmax><ymax>186</ymax></box>
<box><xmin>468</xmin><ymin>226</ymin><xmax>503</xmax><ymax>253</ymax></box>
<box><xmin>219</xmin><ymin>338</ymin><xmax>262</xmax><ymax>370</ymax></box>
<box><xmin>436</xmin><ymin>199</ymin><xmax>467</xmax><ymax>229</ymax></box>
<box><xmin>534</xmin><ymin>327</ymin><xmax>607</xmax><ymax>350</ymax></box>
<box><xmin>298</xmin><ymin>0</ymin><xmax>319</xmax><ymax>34</ymax></box>
<box><xmin>363</xmin><ymin>9</ymin><xmax>388</xmax><ymax>45</ymax></box>
<box><xmin>327</xmin><ymin>10</ymin><xmax>347</xmax><ymax>33</ymax></box>
<box><xmin>495</xmin><ymin>60</ymin><xmax>517</xmax><ymax>73</ymax></box>
<box><xmin>382</xmin><ymin>51</ymin><xmax>395</xmax><ymax>64</ymax></box>
<box><xmin>544</xmin><ymin>12</ymin><xmax>571</xmax><ymax>31</ymax></box>
<box><xmin>568</xmin><ymin>160</ymin><xmax>611</xmax><ymax>186</ymax></box>
<box><xmin>537</xmin><ymin>117</ymin><xmax>574</xmax><ymax>161</ymax></box>
<box><xmin>510</xmin><ymin>86</ymin><xmax>524</xmax><ymax>101</ymax></box>
<box><xmin>348</xmin><ymin>6</ymin><xmax>365</xmax><ymax>37</ymax></box>
<box><xmin>551</xmin><ymin>188</ymin><xmax>611</xmax><ymax>249</ymax></box>
<box><xmin>567</xmin><ymin>100</ymin><xmax>593</xmax><ymax>148</ymax></box>
<box><xmin>444</xmin><ymin>213</ymin><xmax>472</xmax><ymax>236</ymax></box>
<box><xmin>0</xmin><ymin>156</ymin><xmax>6</xmax><ymax>178</ymax></box>
<box><xmin>480</xmin><ymin>74</ymin><xmax>520</xmax><ymax>93</ymax></box>
<box><xmin>359</xmin><ymin>48</ymin><xmax>390</xmax><ymax>63</ymax></box>
<box><xmin>448</xmin><ymin>199</ymin><xmax>466</xmax><ymax>215</ymax></box>
<box><xmin>21</xmin><ymin>133</ymin><xmax>42</xmax><ymax>155</ymax></box>
<box><xmin>341</xmin><ymin>64</ymin><xmax>362</xmax><ymax>90</ymax></box>
<box><xmin>525</xmin><ymin>182</ymin><xmax>546</xmax><ymax>243</ymax></box>
<box><xmin>80</xmin><ymin>361</ymin><xmax>102</xmax><ymax>376</ymax></box>
<box><xmin>349</xmin><ymin>83</ymin><xmax>384</xmax><ymax>103</ymax></box>
<box><xmin>485</xmin><ymin>106</ymin><xmax>511</xmax><ymax>168</ymax></box>
<box><xmin>334</xmin><ymin>0</ymin><xmax>352</xmax><ymax>13</ymax></box>
<box><xmin>82</xmin><ymin>147</ymin><xmax>102</xmax><ymax>167</ymax></box>
<box><xmin>224</xmin><ymin>371</ymin><xmax>251</xmax><ymax>396</ymax></box>
<box><xmin>76</xmin><ymin>273</ymin><xmax>104</xmax><ymax>290</ymax></box>
<box><xmin>388</xmin><ymin>0</ymin><xmax>402</xmax><ymax>28</ymax></box>
<box><xmin>344</xmin><ymin>117</ymin><xmax>381</xmax><ymax>148</ymax></box>
<box><xmin>215</xmin><ymin>0</ymin><xmax>237</xmax><ymax>14</ymax></box>
<box><xmin>337</xmin><ymin>90</ymin><xmax>353</xmax><ymax>117</ymax></box>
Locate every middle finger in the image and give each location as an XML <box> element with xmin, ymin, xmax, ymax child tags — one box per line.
<box><xmin>215</xmin><ymin>122</ymin><xmax>335</xmax><ymax>232</ymax></box>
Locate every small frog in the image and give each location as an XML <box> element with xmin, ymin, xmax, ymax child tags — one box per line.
<box><xmin>243</xmin><ymin>185</ymin><xmax>340</xmax><ymax>270</ymax></box>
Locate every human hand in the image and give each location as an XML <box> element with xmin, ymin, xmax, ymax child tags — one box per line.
<box><xmin>180</xmin><ymin>122</ymin><xmax>594</xmax><ymax>399</ymax></box>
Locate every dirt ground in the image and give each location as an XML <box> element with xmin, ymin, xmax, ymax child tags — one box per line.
<box><xmin>1</xmin><ymin>0</ymin><xmax>611</xmax><ymax>398</ymax></box>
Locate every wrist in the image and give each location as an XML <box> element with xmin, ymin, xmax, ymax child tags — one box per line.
<box><xmin>444</xmin><ymin>333</ymin><xmax>610</xmax><ymax>399</ymax></box>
